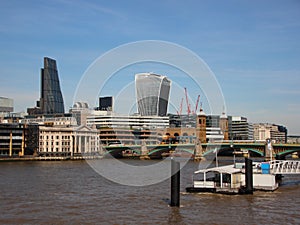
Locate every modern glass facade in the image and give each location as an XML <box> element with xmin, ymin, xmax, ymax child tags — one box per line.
<box><xmin>135</xmin><ymin>73</ymin><xmax>171</xmax><ymax>116</ymax></box>
<box><xmin>40</xmin><ymin>57</ymin><xmax>65</xmax><ymax>114</ymax></box>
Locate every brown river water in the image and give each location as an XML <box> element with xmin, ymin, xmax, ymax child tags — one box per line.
<box><xmin>0</xmin><ymin>158</ymin><xmax>299</xmax><ymax>224</ymax></box>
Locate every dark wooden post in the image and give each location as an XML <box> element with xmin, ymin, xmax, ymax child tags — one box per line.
<box><xmin>245</xmin><ymin>157</ymin><xmax>253</xmax><ymax>194</ymax></box>
<box><xmin>170</xmin><ymin>158</ymin><xmax>180</xmax><ymax>207</ymax></box>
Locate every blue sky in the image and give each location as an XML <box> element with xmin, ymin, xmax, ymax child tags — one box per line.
<box><xmin>0</xmin><ymin>0</ymin><xmax>300</xmax><ymax>134</ymax></box>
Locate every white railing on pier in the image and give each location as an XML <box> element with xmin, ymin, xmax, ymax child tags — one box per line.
<box><xmin>269</xmin><ymin>160</ymin><xmax>300</xmax><ymax>174</ymax></box>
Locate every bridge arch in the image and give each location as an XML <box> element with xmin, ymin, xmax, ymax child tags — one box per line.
<box><xmin>203</xmin><ymin>147</ymin><xmax>264</xmax><ymax>157</ymax></box>
<box><xmin>276</xmin><ymin>149</ymin><xmax>300</xmax><ymax>158</ymax></box>
<box><xmin>148</xmin><ymin>147</ymin><xmax>194</xmax><ymax>156</ymax></box>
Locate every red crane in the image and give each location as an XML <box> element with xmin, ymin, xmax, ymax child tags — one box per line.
<box><xmin>184</xmin><ymin>87</ymin><xmax>191</xmax><ymax>115</ymax></box>
<box><xmin>177</xmin><ymin>98</ymin><xmax>183</xmax><ymax>115</ymax></box>
<box><xmin>194</xmin><ymin>95</ymin><xmax>200</xmax><ymax>113</ymax></box>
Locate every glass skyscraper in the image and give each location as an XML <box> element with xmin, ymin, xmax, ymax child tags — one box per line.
<box><xmin>40</xmin><ymin>57</ymin><xmax>65</xmax><ymax>114</ymax></box>
<box><xmin>135</xmin><ymin>73</ymin><xmax>171</xmax><ymax>116</ymax></box>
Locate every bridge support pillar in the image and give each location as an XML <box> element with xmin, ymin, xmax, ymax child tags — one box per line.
<box><xmin>194</xmin><ymin>139</ymin><xmax>205</xmax><ymax>161</ymax></box>
<box><xmin>140</xmin><ymin>140</ymin><xmax>150</xmax><ymax>160</ymax></box>
<box><xmin>265</xmin><ymin>139</ymin><xmax>274</xmax><ymax>161</ymax></box>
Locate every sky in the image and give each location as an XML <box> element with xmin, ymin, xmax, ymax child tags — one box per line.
<box><xmin>0</xmin><ymin>0</ymin><xmax>300</xmax><ymax>134</ymax></box>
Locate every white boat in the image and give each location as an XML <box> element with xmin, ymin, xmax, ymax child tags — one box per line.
<box><xmin>186</xmin><ymin>162</ymin><xmax>279</xmax><ymax>194</ymax></box>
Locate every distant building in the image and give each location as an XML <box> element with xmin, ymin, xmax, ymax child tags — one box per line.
<box><xmin>205</xmin><ymin>114</ymin><xmax>222</xmax><ymax>141</ymax></box>
<box><xmin>69</xmin><ymin>102</ymin><xmax>91</xmax><ymax>125</ymax></box>
<box><xmin>253</xmin><ymin>123</ymin><xmax>287</xmax><ymax>143</ymax></box>
<box><xmin>169</xmin><ymin>114</ymin><xmax>196</xmax><ymax>128</ymax></box>
<box><xmin>228</xmin><ymin>116</ymin><xmax>253</xmax><ymax>140</ymax></box>
<box><xmin>287</xmin><ymin>135</ymin><xmax>300</xmax><ymax>144</ymax></box>
<box><xmin>98</xmin><ymin>96</ymin><xmax>113</xmax><ymax>111</ymax></box>
<box><xmin>38</xmin><ymin>124</ymin><xmax>99</xmax><ymax>157</ymax></box>
<box><xmin>87</xmin><ymin>111</ymin><xmax>169</xmax><ymax>130</ymax></box>
<box><xmin>87</xmin><ymin>111</ymin><xmax>169</xmax><ymax>145</ymax></box>
<box><xmin>169</xmin><ymin>112</ymin><xmax>229</xmax><ymax>142</ymax></box>
<box><xmin>0</xmin><ymin>112</ymin><xmax>26</xmax><ymax>124</ymax></box>
<box><xmin>135</xmin><ymin>73</ymin><xmax>171</xmax><ymax>116</ymax></box>
<box><xmin>28</xmin><ymin>57</ymin><xmax>65</xmax><ymax>115</ymax></box>
<box><xmin>0</xmin><ymin>97</ymin><xmax>13</xmax><ymax>113</ymax></box>
<box><xmin>40</xmin><ymin>57</ymin><xmax>65</xmax><ymax>114</ymax></box>
<box><xmin>0</xmin><ymin>123</ymin><xmax>39</xmax><ymax>156</ymax></box>
<box><xmin>22</xmin><ymin>114</ymin><xmax>77</xmax><ymax>127</ymax></box>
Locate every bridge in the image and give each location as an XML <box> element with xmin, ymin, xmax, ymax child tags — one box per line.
<box><xmin>103</xmin><ymin>141</ymin><xmax>300</xmax><ymax>160</ymax></box>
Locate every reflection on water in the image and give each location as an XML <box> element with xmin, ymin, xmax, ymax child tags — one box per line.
<box><xmin>0</xmin><ymin>159</ymin><xmax>299</xmax><ymax>224</ymax></box>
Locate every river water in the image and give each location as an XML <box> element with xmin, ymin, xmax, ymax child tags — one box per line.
<box><xmin>0</xmin><ymin>158</ymin><xmax>299</xmax><ymax>224</ymax></box>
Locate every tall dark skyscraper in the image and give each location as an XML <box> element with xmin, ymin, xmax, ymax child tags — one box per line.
<box><xmin>40</xmin><ymin>57</ymin><xmax>65</xmax><ymax>114</ymax></box>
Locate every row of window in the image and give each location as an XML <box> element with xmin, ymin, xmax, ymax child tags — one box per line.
<box><xmin>40</xmin><ymin>147</ymin><xmax>98</xmax><ymax>152</ymax></box>
<box><xmin>40</xmin><ymin>141</ymin><xmax>71</xmax><ymax>146</ymax></box>
<box><xmin>40</xmin><ymin>135</ymin><xmax>71</xmax><ymax>140</ymax></box>
<box><xmin>40</xmin><ymin>147</ymin><xmax>70</xmax><ymax>152</ymax></box>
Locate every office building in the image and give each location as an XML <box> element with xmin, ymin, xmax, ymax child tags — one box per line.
<box><xmin>228</xmin><ymin>116</ymin><xmax>254</xmax><ymax>140</ymax></box>
<box><xmin>0</xmin><ymin>97</ymin><xmax>13</xmax><ymax>113</ymax></box>
<box><xmin>39</xmin><ymin>57</ymin><xmax>65</xmax><ymax>114</ymax></box>
<box><xmin>0</xmin><ymin>123</ymin><xmax>39</xmax><ymax>156</ymax></box>
<box><xmin>98</xmin><ymin>96</ymin><xmax>113</xmax><ymax>111</ymax></box>
<box><xmin>135</xmin><ymin>73</ymin><xmax>171</xmax><ymax>116</ymax></box>
<box><xmin>253</xmin><ymin>123</ymin><xmax>287</xmax><ymax>143</ymax></box>
<box><xmin>87</xmin><ymin>111</ymin><xmax>169</xmax><ymax>145</ymax></box>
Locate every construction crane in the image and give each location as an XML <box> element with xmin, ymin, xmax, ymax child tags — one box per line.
<box><xmin>184</xmin><ymin>87</ymin><xmax>191</xmax><ymax>115</ymax></box>
<box><xmin>194</xmin><ymin>95</ymin><xmax>200</xmax><ymax>114</ymax></box>
<box><xmin>176</xmin><ymin>98</ymin><xmax>183</xmax><ymax>115</ymax></box>
<box><xmin>178</xmin><ymin>87</ymin><xmax>201</xmax><ymax>115</ymax></box>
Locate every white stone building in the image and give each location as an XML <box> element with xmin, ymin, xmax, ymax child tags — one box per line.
<box><xmin>38</xmin><ymin>125</ymin><xmax>100</xmax><ymax>157</ymax></box>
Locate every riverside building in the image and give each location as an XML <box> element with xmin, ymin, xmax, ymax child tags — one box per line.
<box><xmin>22</xmin><ymin>113</ymin><xmax>101</xmax><ymax>157</ymax></box>
<box><xmin>38</xmin><ymin>124</ymin><xmax>100</xmax><ymax>157</ymax></box>
<box><xmin>86</xmin><ymin>110</ymin><xmax>169</xmax><ymax>145</ymax></box>
<box><xmin>0</xmin><ymin>123</ymin><xmax>39</xmax><ymax>157</ymax></box>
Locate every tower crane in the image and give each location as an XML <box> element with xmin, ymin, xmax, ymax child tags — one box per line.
<box><xmin>194</xmin><ymin>95</ymin><xmax>200</xmax><ymax>114</ymax></box>
<box><xmin>176</xmin><ymin>98</ymin><xmax>183</xmax><ymax>115</ymax></box>
<box><xmin>184</xmin><ymin>87</ymin><xmax>191</xmax><ymax>115</ymax></box>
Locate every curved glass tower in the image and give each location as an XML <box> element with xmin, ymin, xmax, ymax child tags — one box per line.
<box><xmin>135</xmin><ymin>73</ymin><xmax>171</xmax><ymax>116</ymax></box>
<box><xmin>40</xmin><ymin>57</ymin><xmax>65</xmax><ymax>114</ymax></box>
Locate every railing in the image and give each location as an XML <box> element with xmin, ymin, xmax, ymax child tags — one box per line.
<box><xmin>269</xmin><ymin>160</ymin><xmax>300</xmax><ymax>174</ymax></box>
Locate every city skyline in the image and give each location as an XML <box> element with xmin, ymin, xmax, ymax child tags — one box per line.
<box><xmin>0</xmin><ymin>1</ymin><xmax>300</xmax><ymax>133</ymax></box>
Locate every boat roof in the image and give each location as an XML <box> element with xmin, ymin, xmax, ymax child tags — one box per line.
<box><xmin>194</xmin><ymin>164</ymin><xmax>242</xmax><ymax>174</ymax></box>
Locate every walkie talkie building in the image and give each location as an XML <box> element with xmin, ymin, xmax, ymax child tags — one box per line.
<box><xmin>135</xmin><ymin>73</ymin><xmax>171</xmax><ymax>116</ymax></box>
<box><xmin>40</xmin><ymin>57</ymin><xmax>65</xmax><ymax>114</ymax></box>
